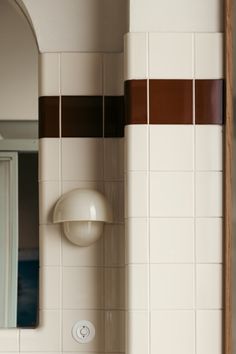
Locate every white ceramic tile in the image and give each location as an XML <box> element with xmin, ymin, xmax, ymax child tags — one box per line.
<box><xmin>39</xmin><ymin>53</ymin><xmax>60</xmax><ymax>96</ymax></box>
<box><xmin>125</xmin><ymin>218</ymin><xmax>148</xmax><ymax>264</ymax></box>
<box><xmin>150</xmin><ymin>125</ymin><xmax>194</xmax><ymax>170</ymax></box>
<box><xmin>103</xmin><ymin>53</ymin><xmax>124</xmax><ymax>95</ymax></box>
<box><xmin>195</xmin><ymin>33</ymin><xmax>224</xmax><ymax>79</ymax></box>
<box><xmin>39</xmin><ymin>138</ymin><xmax>60</xmax><ymax>181</ymax></box>
<box><xmin>196</xmin><ymin>172</ymin><xmax>223</xmax><ymax>217</ymax></box>
<box><xmin>124</xmin><ymin>32</ymin><xmax>147</xmax><ymax>80</ymax></box>
<box><xmin>20</xmin><ymin>310</ymin><xmax>60</xmax><ymax>352</ymax></box>
<box><xmin>126</xmin><ymin>265</ymin><xmax>148</xmax><ymax>310</ymax></box>
<box><xmin>104</xmin><ymin>138</ymin><xmax>124</xmax><ymax>181</ymax></box>
<box><xmin>40</xmin><ymin>267</ymin><xmax>60</xmax><ymax>309</ymax></box>
<box><xmin>196</xmin><ymin>125</ymin><xmax>223</xmax><ymax>171</ymax></box>
<box><xmin>151</xmin><ymin>310</ymin><xmax>195</xmax><ymax>354</ymax></box>
<box><xmin>196</xmin><ymin>264</ymin><xmax>222</xmax><ymax>309</ymax></box>
<box><xmin>151</xmin><ymin>264</ymin><xmax>194</xmax><ymax>309</ymax></box>
<box><xmin>129</xmin><ymin>0</ymin><xmax>223</xmax><ymax>32</ymax></box>
<box><xmin>104</xmin><ymin>224</ymin><xmax>125</xmax><ymax>267</ymax></box>
<box><xmin>62</xmin><ymin>180</ymin><xmax>104</xmax><ymax>195</ymax></box>
<box><xmin>196</xmin><ymin>218</ymin><xmax>223</xmax><ymax>263</ymax></box>
<box><xmin>0</xmin><ymin>329</ymin><xmax>19</xmax><ymax>352</ymax></box>
<box><xmin>62</xmin><ymin>233</ymin><xmax>104</xmax><ymax>267</ymax></box>
<box><xmin>39</xmin><ymin>224</ymin><xmax>61</xmax><ymax>266</ymax></box>
<box><xmin>125</xmin><ymin>125</ymin><xmax>148</xmax><ymax>171</ymax></box>
<box><xmin>104</xmin><ymin>181</ymin><xmax>124</xmax><ymax>223</ymax></box>
<box><xmin>150</xmin><ymin>218</ymin><xmax>194</xmax><ymax>263</ymax></box>
<box><xmin>61</xmin><ymin>138</ymin><xmax>103</xmax><ymax>181</ymax></box>
<box><xmin>150</xmin><ymin>172</ymin><xmax>194</xmax><ymax>217</ymax></box>
<box><xmin>105</xmin><ymin>268</ymin><xmax>125</xmax><ymax>310</ymax></box>
<box><xmin>63</xmin><ymin>268</ymin><xmax>104</xmax><ymax>309</ymax></box>
<box><xmin>61</xmin><ymin>53</ymin><xmax>102</xmax><ymax>95</ymax></box>
<box><xmin>196</xmin><ymin>310</ymin><xmax>222</xmax><ymax>354</ymax></box>
<box><xmin>63</xmin><ymin>309</ymin><xmax>104</xmax><ymax>352</ymax></box>
<box><xmin>39</xmin><ymin>181</ymin><xmax>60</xmax><ymax>225</ymax></box>
<box><xmin>105</xmin><ymin>310</ymin><xmax>125</xmax><ymax>353</ymax></box>
<box><xmin>126</xmin><ymin>311</ymin><xmax>149</xmax><ymax>354</ymax></box>
<box><xmin>149</xmin><ymin>33</ymin><xmax>193</xmax><ymax>79</ymax></box>
<box><xmin>125</xmin><ymin>172</ymin><xmax>148</xmax><ymax>218</ymax></box>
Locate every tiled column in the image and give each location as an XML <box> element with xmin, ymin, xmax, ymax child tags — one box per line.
<box><xmin>26</xmin><ymin>52</ymin><xmax>125</xmax><ymax>353</ymax></box>
<box><xmin>124</xmin><ymin>2</ymin><xmax>224</xmax><ymax>354</ymax></box>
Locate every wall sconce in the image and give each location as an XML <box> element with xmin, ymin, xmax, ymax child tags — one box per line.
<box><xmin>53</xmin><ymin>189</ymin><xmax>112</xmax><ymax>247</ymax></box>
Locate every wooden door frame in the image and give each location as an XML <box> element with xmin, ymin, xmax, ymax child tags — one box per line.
<box><xmin>224</xmin><ymin>0</ymin><xmax>233</xmax><ymax>353</ymax></box>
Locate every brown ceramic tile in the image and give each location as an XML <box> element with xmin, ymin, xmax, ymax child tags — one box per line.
<box><xmin>39</xmin><ymin>97</ymin><xmax>59</xmax><ymax>138</ymax></box>
<box><xmin>149</xmin><ymin>80</ymin><xmax>193</xmax><ymax>124</ymax></box>
<box><xmin>104</xmin><ymin>96</ymin><xmax>125</xmax><ymax>137</ymax></box>
<box><xmin>62</xmin><ymin>96</ymin><xmax>103</xmax><ymax>137</ymax></box>
<box><xmin>195</xmin><ymin>80</ymin><xmax>224</xmax><ymax>124</ymax></box>
<box><xmin>125</xmin><ymin>80</ymin><xmax>147</xmax><ymax>124</ymax></box>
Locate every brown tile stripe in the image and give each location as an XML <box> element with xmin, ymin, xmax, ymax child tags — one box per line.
<box><xmin>104</xmin><ymin>96</ymin><xmax>125</xmax><ymax>137</ymax></box>
<box><xmin>195</xmin><ymin>80</ymin><xmax>224</xmax><ymax>124</ymax></box>
<box><xmin>62</xmin><ymin>96</ymin><xmax>103</xmax><ymax>137</ymax></box>
<box><xmin>125</xmin><ymin>80</ymin><xmax>147</xmax><ymax>124</ymax></box>
<box><xmin>149</xmin><ymin>79</ymin><xmax>193</xmax><ymax>124</ymax></box>
<box><xmin>39</xmin><ymin>97</ymin><xmax>60</xmax><ymax>138</ymax></box>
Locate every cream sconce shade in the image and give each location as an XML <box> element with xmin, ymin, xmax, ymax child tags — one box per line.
<box><xmin>53</xmin><ymin>189</ymin><xmax>112</xmax><ymax>247</ymax></box>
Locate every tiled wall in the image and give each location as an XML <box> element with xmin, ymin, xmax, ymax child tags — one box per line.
<box><xmin>124</xmin><ymin>5</ymin><xmax>224</xmax><ymax>354</ymax></box>
<box><xmin>0</xmin><ymin>53</ymin><xmax>125</xmax><ymax>353</ymax></box>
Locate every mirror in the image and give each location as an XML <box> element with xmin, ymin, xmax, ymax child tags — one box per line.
<box><xmin>0</xmin><ymin>0</ymin><xmax>39</xmax><ymax>328</ymax></box>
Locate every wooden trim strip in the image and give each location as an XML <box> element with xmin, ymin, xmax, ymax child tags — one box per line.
<box><xmin>224</xmin><ymin>0</ymin><xmax>233</xmax><ymax>353</ymax></box>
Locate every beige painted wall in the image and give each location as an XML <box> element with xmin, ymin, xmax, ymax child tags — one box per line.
<box><xmin>0</xmin><ymin>0</ymin><xmax>38</xmax><ymax>121</ymax></box>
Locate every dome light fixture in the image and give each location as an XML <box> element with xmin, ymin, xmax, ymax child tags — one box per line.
<box><xmin>53</xmin><ymin>189</ymin><xmax>112</xmax><ymax>247</ymax></box>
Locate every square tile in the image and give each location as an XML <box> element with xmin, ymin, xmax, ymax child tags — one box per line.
<box><xmin>39</xmin><ymin>181</ymin><xmax>60</xmax><ymax>225</ymax></box>
<box><xmin>61</xmin><ymin>96</ymin><xmax>103</xmax><ymax>137</ymax></box>
<box><xmin>149</xmin><ymin>33</ymin><xmax>193</xmax><ymax>79</ymax></box>
<box><xmin>104</xmin><ymin>181</ymin><xmax>124</xmax><ymax>223</ymax></box>
<box><xmin>39</xmin><ymin>138</ymin><xmax>60</xmax><ymax>181</ymax></box>
<box><xmin>151</xmin><ymin>264</ymin><xmax>194</xmax><ymax>309</ymax></box>
<box><xmin>39</xmin><ymin>225</ymin><xmax>61</xmax><ymax>266</ymax></box>
<box><xmin>125</xmin><ymin>218</ymin><xmax>148</xmax><ymax>264</ymax></box>
<box><xmin>20</xmin><ymin>310</ymin><xmax>60</xmax><ymax>352</ymax></box>
<box><xmin>40</xmin><ymin>267</ymin><xmax>60</xmax><ymax>310</ymax></box>
<box><xmin>126</xmin><ymin>311</ymin><xmax>149</xmax><ymax>354</ymax></box>
<box><xmin>196</xmin><ymin>218</ymin><xmax>222</xmax><ymax>263</ymax></box>
<box><xmin>125</xmin><ymin>125</ymin><xmax>148</xmax><ymax>171</ymax></box>
<box><xmin>150</xmin><ymin>125</ymin><xmax>194</xmax><ymax>170</ymax></box>
<box><xmin>195</xmin><ymin>80</ymin><xmax>224</xmax><ymax>124</ymax></box>
<box><xmin>62</xmin><ymin>233</ymin><xmax>104</xmax><ymax>267</ymax></box>
<box><xmin>61</xmin><ymin>138</ymin><xmax>103</xmax><ymax>181</ymax></box>
<box><xmin>150</xmin><ymin>172</ymin><xmax>194</xmax><ymax>217</ymax></box>
<box><xmin>149</xmin><ymin>80</ymin><xmax>193</xmax><ymax>124</ymax></box>
<box><xmin>104</xmin><ymin>138</ymin><xmax>124</xmax><ymax>181</ymax></box>
<box><xmin>126</xmin><ymin>265</ymin><xmax>148</xmax><ymax>310</ymax></box>
<box><xmin>196</xmin><ymin>172</ymin><xmax>223</xmax><ymax>217</ymax></box>
<box><xmin>196</xmin><ymin>310</ymin><xmax>222</xmax><ymax>354</ymax></box>
<box><xmin>104</xmin><ymin>96</ymin><xmax>125</xmax><ymax>137</ymax></box>
<box><xmin>195</xmin><ymin>33</ymin><xmax>224</xmax><ymax>79</ymax></box>
<box><xmin>0</xmin><ymin>329</ymin><xmax>19</xmax><ymax>352</ymax></box>
<box><xmin>61</xmin><ymin>53</ymin><xmax>102</xmax><ymax>95</ymax></box>
<box><xmin>125</xmin><ymin>80</ymin><xmax>147</xmax><ymax>124</ymax></box>
<box><xmin>151</xmin><ymin>310</ymin><xmax>195</xmax><ymax>354</ymax></box>
<box><xmin>63</xmin><ymin>268</ymin><xmax>104</xmax><ymax>309</ymax></box>
<box><xmin>103</xmin><ymin>53</ymin><xmax>124</xmax><ymax>95</ymax></box>
<box><xmin>105</xmin><ymin>268</ymin><xmax>125</xmax><ymax>310</ymax></box>
<box><xmin>62</xmin><ymin>180</ymin><xmax>104</xmax><ymax>195</ymax></box>
<box><xmin>124</xmin><ymin>33</ymin><xmax>147</xmax><ymax>80</ymax></box>
<box><xmin>39</xmin><ymin>97</ymin><xmax>59</xmax><ymax>138</ymax></box>
<box><xmin>125</xmin><ymin>172</ymin><xmax>148</xmax><ymax>218</ymax></box>
<box><xmin>39</xmin><ymin>53</ymin><xmax>60</xmax><ymax>96</ymax></box>
<box><xmin>196</xmin><ymin>125</ymin><xmax>223</xmax><ymax>171</ymax></box>
<box><xmin>150</xmin><ymin>218</ymin><xmax>194</xmax><ymax>263</ymax></box>
<box><xmin>196</xmin><ymin>264</ymin><xmax>222</xmax><ymax>309</ymax></box>
<box><xmin>104</xmin><ymin>224</ymin><xmax>125</xmax><ymax>267</ymax></box>
<box><xmin>63</xmin><ymin>310</ymin><xmax>104</xmax><ymax>352</ymax></box>
<box><xmin>105</xmin><ymin>310</ymin><xmax>125</xmax><ymax>353</ymax></box>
